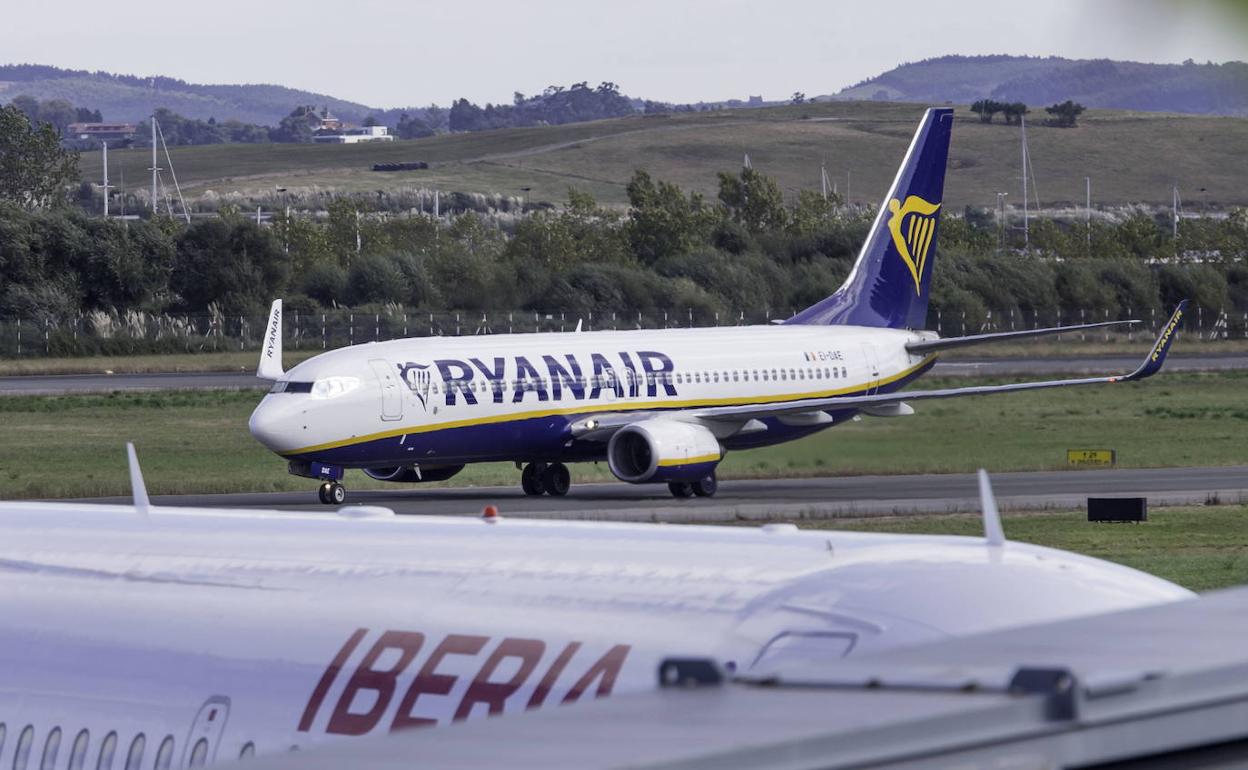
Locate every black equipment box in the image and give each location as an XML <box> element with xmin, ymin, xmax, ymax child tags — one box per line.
<box><xmin>1088</xmin><ymin>497</ymin><xmax>1147</xmax><ymax>523</ymax></box>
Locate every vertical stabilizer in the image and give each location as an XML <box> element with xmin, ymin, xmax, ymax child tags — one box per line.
<box><xmin>786</xmin><ymin>108</ymin><xmax>953</xmax><ymax>329</ymax></box>
<box><xmin>257</xmin><ymin>299</ymin><xmax>284</xmax><ymax>380</ymax></box>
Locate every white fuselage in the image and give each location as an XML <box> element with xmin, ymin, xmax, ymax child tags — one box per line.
<box><xmin>0</xmin><ymin>502</ymin><xmax>1191</xmax><ymax>765</ymax></box>
<box><xmin>248</xmin><ymin>324</ymin><xmax>934</xmax><ymax>468</ymax></box>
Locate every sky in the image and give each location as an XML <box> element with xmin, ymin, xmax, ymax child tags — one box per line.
<box><xmin>3</xmin><ymin>0</ymin><xmax>1247</xmax><ymax>108</ymax></box>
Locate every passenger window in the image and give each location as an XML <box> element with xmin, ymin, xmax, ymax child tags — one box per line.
<box><xmin>123</xmin><ymin>735</ymin><xmax>143</xmax><ymax>770</ymax></box>
<box><xmin>238</xmin><ymin>743</ymin><xmax>255</xmax><ymax>760</ymax></box>
<box><xmin>780</xmin><ymin>370</ymin><xmax>787</xmax><ymax>381</ymax></box>
<box><xmin>188</xmin><ymin>739</ymin><xmax>208</xmax><ymax>768</ymax></box>
<box><xmin>13</xmin><ymin>725</ymin><xmax>34</xmax><ymax>770</ymax></box>
<box><xmin>842</xmin><ymin>367</ymin><xmax>848</xmax><ymax>378</ymax></box>
<box><xmin>762</xmin><ymin>371</ymin><xmax>769</xmax><ymax>381</ymax></box>
<box><xmin>153</xmin><ymin>737</ymin><xmax>174</xmax><ymax>770</ymax></box>
<box><xmin>96</xmin><ymin>732</ymin><xmax>116</xmax><ymax>770</ymax></box>
<box><xmin>771</xmin><ymin>369</ymin><xmax>778</xmax><ymax>379</ymax></box>
<box><xmin>67</xmin><ymin>731</ymin><xmax>88</xmax><ymax>770</ymax></box>
<box><xmin>712</xmin><ymin>372</ymin><xmax>719</xmax><ymax>383</ymax></box>
<box><xmin>39</xmin><ymin>728</ymin><xmax>60</xmax><ymax>770</ymax></box>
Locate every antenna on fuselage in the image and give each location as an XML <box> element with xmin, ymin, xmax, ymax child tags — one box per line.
<box><xmin>978</xmin><ymin>469</ymin><xmax>1005</xmax><ymax>547</ymax></box>
<box><xmin>126</xmin><ymin>442</ymin><xmax>151</xmax><ymax>519</ymax></box>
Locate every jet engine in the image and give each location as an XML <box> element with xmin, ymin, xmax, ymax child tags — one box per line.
<box><xmin>362</xmin><ymin>464</ymin><xmax>464</xmax><ymax>483</ymax></box>
<box><xmin>607</xmin><ymin>420</ymin><xmax>722</xmax><ymax>483</ymax></box>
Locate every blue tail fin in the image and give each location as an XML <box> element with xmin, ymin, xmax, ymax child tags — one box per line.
<box><xmin>786</xmin><ymin>108</ymin><xmax>954</xmax><ymax>329</ymax></box>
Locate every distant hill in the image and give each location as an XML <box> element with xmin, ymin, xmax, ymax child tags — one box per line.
<box><xmin>830</xmin><ymin>55</ymin><xmax>1248</xmax><ymax>116</ymax></box>
<box><xmin>0</xmin><ymin>64</ymin><xmax>378</xmax><ymax>125</ymax></box>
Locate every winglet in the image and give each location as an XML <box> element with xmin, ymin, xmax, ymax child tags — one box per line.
<box><xmin>978</xmin><ymin>469</ymin><xmax>1005</xmax><ymax>547</ymax></box>
<box><xmin>126</xmin><ymin>442</ymin><xmax>151</xmax><ymax>519</ymax></box>
<box><xmin>257</xmin><ymin>299</ymin><xmax>284</xmax><ymax>380</ymax></box>
<box><xmin>1119</xmin><ymin>300</ymin><xmax>1187</xmax><ymax>382</ymax></box>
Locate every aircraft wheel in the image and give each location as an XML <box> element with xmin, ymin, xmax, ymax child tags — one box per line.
<box><xmin>542</xmin><ymin>463</ymin><xmax>571</xmax><ymax>497</ymax></box>
<box><xmin>328</xmin><ymin>482</ymin><xmax>347</xmax><ymax>505</ymax></box>
<box><xmin>318</xmin><ymin>482</ymin><xmax>332</xmax><ymax>504</ymax></box>
<box><xmin>692</xmin><ymin>473</ymin><xmax>718</xmax><ymax>498</ymax></box>
<box><xmin>521</xmin><ymin>463</ymin><xmax>546</xmax><ymax>496</ymax></box>
<box><xmin>668</xmin><ymin>482</ymin><xmax>695</xmax><ymax>498</ymax></box>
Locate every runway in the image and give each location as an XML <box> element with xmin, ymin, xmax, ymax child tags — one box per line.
<box><xmin>79</xmin><ymin>465</ymin><xmax>1248</xmax><ymax>522</ymax></box>
<box><xmin>2</xmin><ymin>354</ymin><xmax>1246</xmax><ymax>395</ymax></box>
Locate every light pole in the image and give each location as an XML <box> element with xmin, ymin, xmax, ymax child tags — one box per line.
<box><xmin>996</xmin><ymin>192</ymin><xmax>1009</xmax><ymax>253</ymax></box>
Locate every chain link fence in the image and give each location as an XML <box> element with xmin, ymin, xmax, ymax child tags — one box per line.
<box><xmin>0</xmin><ymin>306</ymin><xmax>1243</xmax><ymax>358</ymax></box>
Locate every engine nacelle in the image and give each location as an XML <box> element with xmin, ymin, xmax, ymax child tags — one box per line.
<box><xmin>607</xmin><ymin>420</ymin><xmax>722</xmax><ymax>484</ymax></box>
<box><xmin>363</xmin><ymin>464</ymin><xmax>464</xmax><ymax>483</ymax></box>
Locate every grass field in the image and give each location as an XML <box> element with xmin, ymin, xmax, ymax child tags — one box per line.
<box><xmin>1</xmin><ymin>371</ymin><xmax>1245</xmax><ymax>500</ymax></box>
<box><xmin>800</xmin><ymin>507</ymin><xmax>1248</xmax><ymax>592</ymax></box>
<box><xmin>77</xmin><ymin>101</ymin><xmax>1248</xmax><ymax>209</ymax></box>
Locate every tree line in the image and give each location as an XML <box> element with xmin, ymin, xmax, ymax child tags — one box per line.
<box><xmin>971</xmin><ymin>98</ymin><xmax>1087</xmax><ymax>127</ymax></box>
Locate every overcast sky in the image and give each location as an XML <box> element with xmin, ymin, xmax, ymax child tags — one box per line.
<box><xmin>4</xmin><ymin>0</ymin><xmax>1247</xmax><ymax>108</ymax></box>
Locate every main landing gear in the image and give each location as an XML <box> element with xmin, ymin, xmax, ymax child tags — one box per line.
<box><xmin>318</xmin><ymin>481</ymin><xmax>347</xmax><ymax>505</ymax></box>
<box><xmin>520</xmin><ymin>462</ymin><xmax>571</xmax><ymax>497</ymax></box>
<box><xmin>668</xmin><ymin>472</ymin><xmax>717</xmax><ymax>499</ymax></box>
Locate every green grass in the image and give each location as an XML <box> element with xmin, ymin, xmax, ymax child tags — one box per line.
<box><xmin>78</xmin><ymin>101</ymin><xmax>1248</xmax><ymax>208</ymax></box>
<box><xmin>794</xmin><ymin>507</ymin><xmax>1248</xmax><ymax>592</ymax></box>
<box><xmin>0</xmin><ymin>371</ymin><xmax>1245</xmax><ymax>500</ymax></box>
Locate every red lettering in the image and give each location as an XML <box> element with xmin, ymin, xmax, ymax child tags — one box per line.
<box><xmin>526</xmin><ymin>642</ymin><xmax>581</xmax><ymax>710</ymax></box>
<box><xmin>561</xmin><ymin>644</ymin><xmax>631</xmax><ymax>704</ymax></box>
<box><xmin>453</xmin><ymin>638</ymin><xmax>545</xmax><ymax>721</ymax></box>
<box><xmin>392</xmin><ymin>634</ymin><xmax>488</xmax><ymax>730</ymax></box>
<box><xmin>326</xmin><ymin>631</ymin><xmax>425</xmax><ymax>736</ymax></box>
<box><xmin>298</xmin><ymin>628</ymin><xmax>367</xmax><ymax>732</ymax></box>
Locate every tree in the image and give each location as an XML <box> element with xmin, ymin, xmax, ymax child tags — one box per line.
<box><xmin>362</xmin><ymin>115</ymin><xmax>380</xmax><ymax>127</ymax></box>
<box><xmin>395</xmin><ymin>112</ymin><xmax>434</xmax><ymax>139</ymax></box>
<box><xmin>270</xmin><ymin>105</ymin><xmax>319</xmax><ymax>143</ymax></box>
<box><xmin>1001</xmin><ymin>102</ymin><xmax>1029</xmax><ymax>125</ymax></box>
<box><xmin>171</xmin><ymin>219</ymin><xmax>289</xmax><ymax>315</ymax></box>
<box><xmin>74</xmin><ymin>107</ymin><xmax>103</xmax><ymax>123</ymax></box>
<box><xmin>970</xmin><ymin>99</ymin><xmax>1002</xmax><ymax>123</ymax></box>
<box><xmin>1044</xmin><ymin>100</ymin><xmax>1085</xmax><ymax>128</ymax></box>
<box><xmin>0</xmin><ymin>105</ymin><xmax>79</xmax><ymax>209</ymax></box>
<box><xmin>625</xmin><ymin>170</ymin><xmax>716</xmax><ymax>265</ymax></box>
<box><xmin>790</xmin><ymin>92</ymin><xmax>806</xmax><ymax>105</ymax></box>
<box><xmin>717</xmin><ymin>167</ymin><xmax>788</xmax><ymax>233</ymax></box>
<box><xmin>37</xmin><ymin>99</ymin><xmax>76</xmax><ymax>135</ymax></box>
<box><xmin>10</xmin><ymin>95</ymin><xmax>39</xmax><ymax>121</ymax></box>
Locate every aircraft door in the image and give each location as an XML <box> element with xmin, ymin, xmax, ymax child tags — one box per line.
<box><xmin>369</xmin><ymin>359</ymin><xmax>404</xmax><ymax>421</ymax></box>
<box><xmin>860</xmin><ymin>343</ymin><xmax>881</xmax><ymax>396</ymax></box>
<box><xmin>182</xmin><ymin>696</ymin><xmax>230</xmax><ymax>767</ymax></box>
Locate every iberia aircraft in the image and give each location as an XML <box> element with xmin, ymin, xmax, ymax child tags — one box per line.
<box><xmin>0</xmin><ymin>448</ymin><xmax>1192</xmax><ymax>765</ymax></box>
<box><xmin>248</xmin><ymin>108</ymin><xmax>1187</xmax><ymax>505</ymax></box>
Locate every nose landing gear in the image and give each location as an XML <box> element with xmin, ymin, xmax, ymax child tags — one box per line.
<box><xmin>318</xmin><ymin>481</ymin><xmax>347</xmax><ymax>505</ymax></box>
<box><xmin>520</xmin><ymin>462</ymin><xmax>571</xmax><ymax>496</ymax></box>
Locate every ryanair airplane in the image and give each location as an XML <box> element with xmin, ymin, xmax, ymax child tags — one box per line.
<box><xmin>249</xmin><ymin>109</ymin><xmax>1186</xmax><ymax>504</ymax></box>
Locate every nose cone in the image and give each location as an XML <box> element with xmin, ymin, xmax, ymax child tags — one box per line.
<box><xmin>249</xmin><ymin>396</ymin><xmax>293</xmax><ymax>453</ymax></box>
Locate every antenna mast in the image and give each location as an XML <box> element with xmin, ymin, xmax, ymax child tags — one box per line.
<box><xmin>1021</xmin><ymin>114</ymin><xmax>1029</xmax><ymax>252</ymax></box>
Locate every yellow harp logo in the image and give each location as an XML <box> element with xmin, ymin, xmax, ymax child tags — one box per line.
<box><xmin>886</xmin><ymin>195</ymin><xmax>941</xmax><ymax>295</ymax></box>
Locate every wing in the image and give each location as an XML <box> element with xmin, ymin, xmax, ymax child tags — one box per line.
<box><xmin>570</xmin><ymin>302</ymin><xmax>1187</xmax><ymax>440</ymax></box>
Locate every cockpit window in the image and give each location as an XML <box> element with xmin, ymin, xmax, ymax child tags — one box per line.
<box><xmin>311</xmin><ymin>376</ymin><xmax>361</xmax><ymax>399</ymax></box>
<box><xmin>269</xmin><ymin>381</ymin><xmax>314</xmax><ymax>394</ymax></box>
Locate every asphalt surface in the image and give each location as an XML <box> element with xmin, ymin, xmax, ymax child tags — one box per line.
<box><xmin>2</xmin><ymin>354</ymin><xmax>1246</xmax><ymax>396</ymax></box>
<box><xmin>78</xmin><ymin>466</ymin><xmax>1248</xmax><ymax>521</ymax></box>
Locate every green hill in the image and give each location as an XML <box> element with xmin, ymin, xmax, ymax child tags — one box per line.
<box><xmin>78</xmin><ymin>101</ymin><xmax>1248</xmax><ymax>210</ymax></box>
<box><xmin>0</xmin><ymin>64</ymin><xmax>375</xmax><ymax>125</ymax></box>
<box><xmin>832</xmin><ymin>55</ymin><xmax>1248</xmax><ymax>117</ymax></box>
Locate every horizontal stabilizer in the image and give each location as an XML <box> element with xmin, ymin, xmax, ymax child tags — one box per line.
<box><xmin>906</xmin><ymin>320</ymin><xmax>1137</xmax><ymax>355</ymax></box>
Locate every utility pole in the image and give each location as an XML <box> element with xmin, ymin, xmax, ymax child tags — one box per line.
<box><xmin>1085</xmin><ymin>176</ymin><xmax>1091</xmax><ymax>254</ymax></box>
<box><xmin>101</xmin><ymin>141</ymin><xmax>111</xmax><ymax>218</ymax></box>
<box><xmin>820</xmin><ymin>160</ymin><xmax>829</xmax><ymax>201</ymax></box>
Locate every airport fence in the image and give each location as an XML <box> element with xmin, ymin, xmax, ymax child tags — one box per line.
<box><xmin>0</xmin><ymin>305</ymin><xmax>1244</xmax><ymax>359</ymax></box>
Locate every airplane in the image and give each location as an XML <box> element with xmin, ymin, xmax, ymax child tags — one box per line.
<box><xmin>0</xmin><ymin>447</ymin><xmax>1194</xmax><ymax>766</ymax></box>
<box><xmin>247</xmin><ymin>108</ymin><xmax>1187</xmax><ymax>504</ymax></box>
